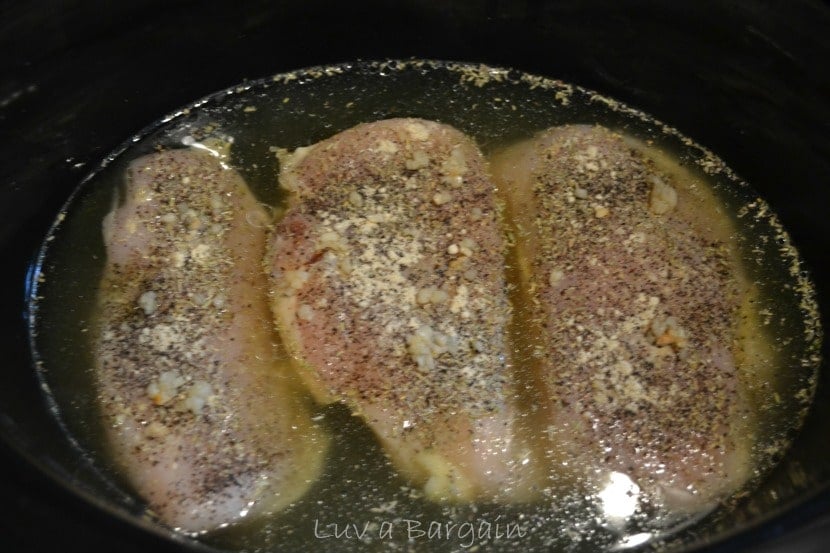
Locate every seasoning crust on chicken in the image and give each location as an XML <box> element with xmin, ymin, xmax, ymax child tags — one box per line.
<box><xmin>269</xmin><ymin>118</ymin><xmax>538</xmax><ymax>502</ymax></box>
<box><xmin>491</xmin><ymin>124</ymin><xmax>754</xmax><ymax>514</ymax></box>
<box><xmin>96</xmin><ymin>148</ymin><xmax>327</xmax><ymax>533</ymax></box>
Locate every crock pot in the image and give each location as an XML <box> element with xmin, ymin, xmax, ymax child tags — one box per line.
<box><xmin>1</xmin><ymin>1</ymin><xmax>828</xmax><ymax>551</ymax></box>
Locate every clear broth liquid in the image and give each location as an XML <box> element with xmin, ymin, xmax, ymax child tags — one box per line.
<box><xmin>29</xmin><ymin>61</ymin><xmax>821</xmax><ymax>552</ymax></box>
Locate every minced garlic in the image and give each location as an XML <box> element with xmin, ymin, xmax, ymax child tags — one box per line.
<box><xmin>138</xmin><ymin>291</ymin><xmax>158</xmax><ymax>315</ymax></box>
<box><xmin>648</xmin><ymin>175</ymin><xmax>678</xmax><ymax>214</ymax></box>
<box><xmin>146</xmin><ymin>371</ymin><xmax>185</xmax><ymax>406</ymax></box>
<box><xmin>407</xmin><ymin>325</ymin><xmax>459</xmax><ymax>371</ymax></box>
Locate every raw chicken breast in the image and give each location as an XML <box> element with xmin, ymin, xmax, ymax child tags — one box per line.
<box><xmin>490</xmin><ymin>125</ymin><xmax>753</xmax><ymax>516</ymax></box>
<box><xmin>96</xmin><ymin>148</ymin><xmax>327</xmax><ymax>533</ymax></box>
<box><xmin>269</xmin><ymin>118</ymin><xmax>537</xmax><ymax>502</ymax></box>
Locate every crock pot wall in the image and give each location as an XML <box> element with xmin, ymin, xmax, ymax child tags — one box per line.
<box><xmin>1</xmin><ymin>1</ymin><xmax>828</xmax><ymax>552</ymax></box>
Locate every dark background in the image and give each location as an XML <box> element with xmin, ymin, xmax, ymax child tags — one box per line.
<box><xmin>1</xmin><ymin>1</ymin><xmax>829</xmax><ymax>551</ymax></box>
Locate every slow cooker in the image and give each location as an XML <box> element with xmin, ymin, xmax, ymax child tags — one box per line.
<box><xmin>1</xmin><ymin>1</ymin><xmax>828</xmax><ymax>551</ymax></box>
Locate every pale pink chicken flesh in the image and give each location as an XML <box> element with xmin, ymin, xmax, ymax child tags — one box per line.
<box><xmin>96</xmin><ymin>148</ymin><xmax>327</xmax><ymax>533</ymax></box>
<box><xmin>490</xmin><ymin>124</ymin><xmax>754</xmax><ymax>516</ymax></box>
<box><xmin>269</xmin><ymin>118</ymin><xmax>539</xmax><ymax>502</ymax></box>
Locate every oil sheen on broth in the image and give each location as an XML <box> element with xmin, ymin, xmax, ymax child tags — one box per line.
<box><xmin>30</xmin><ymin>61</ymin><xmax>821</xmax><ymax>552</ymax></box>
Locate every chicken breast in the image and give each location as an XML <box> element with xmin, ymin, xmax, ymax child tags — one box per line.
<box><xmin>490</xmin><ymin>125</ymin><xmax>753</xmax><ymax>517</ymax></box>
<box><xmin>268</xmin><ymin>118</ymin><xmax>537</xmax><ymax>502</ymax></box>
<box><xmin>95</xmin><ymin>148</ymin><xmax>327</xmax><ymax>533</ymax></box>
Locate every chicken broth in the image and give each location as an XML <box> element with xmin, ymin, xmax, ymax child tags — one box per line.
<box><xmin>29</xmin><ymin>61</ymin><xmax>820</xmax><ymax>552</ymax></box>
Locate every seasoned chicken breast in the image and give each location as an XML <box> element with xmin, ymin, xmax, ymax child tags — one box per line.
<box><xmin>269</xmin><ymin>118</ymin><xmax>537</xmax><ymax>502</ymax></box>
<box><xmin>490</xmin><ymin>125</ymin><xmax>753</xmax><ymax>515</ymax></box>
<box><xmin>96</xmin><ymin>148</ymin><xmax>327</xmax><ymax>533</ymax></box>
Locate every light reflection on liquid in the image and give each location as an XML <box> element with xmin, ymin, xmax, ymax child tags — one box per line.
<box><xmin>597</xmin><ymin>471</ymin><xmax>640</xmax><ymax>527</ymax></box>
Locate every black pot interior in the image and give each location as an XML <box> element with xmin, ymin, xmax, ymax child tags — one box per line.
<box><xmin>1</xmin><ymin>1</ymin><xmax>829</xmax><ymax>551</ymax></box>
